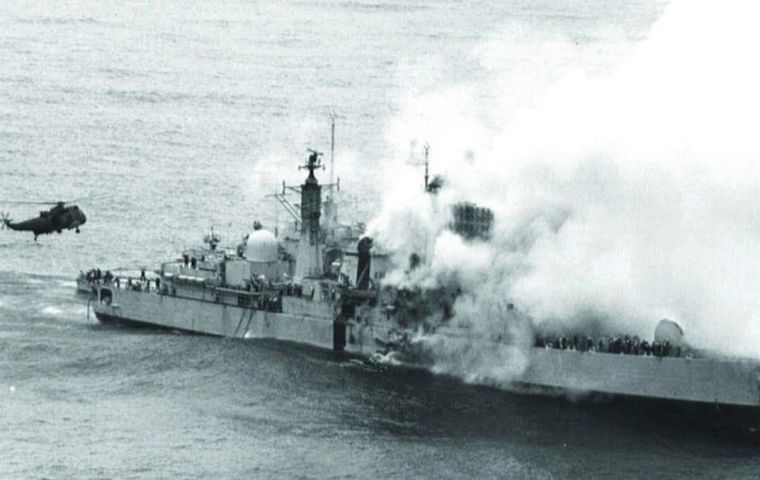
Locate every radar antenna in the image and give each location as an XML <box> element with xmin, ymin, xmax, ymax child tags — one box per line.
<box><xmin>300</xmin><ymin>149</ymin><xmax>324</xmax><ymax>179</ymax></box>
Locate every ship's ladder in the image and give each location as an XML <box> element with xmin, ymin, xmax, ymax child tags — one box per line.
<box><xmin>232</xmin><ymin>307</ymin><xmax>255</xmax><ymax>339</ymax></box>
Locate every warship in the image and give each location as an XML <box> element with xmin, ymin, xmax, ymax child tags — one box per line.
<box><xmin>85</xmin><ymin>148</ymin><xmax>760</xmax><ymax>427</ymax></box>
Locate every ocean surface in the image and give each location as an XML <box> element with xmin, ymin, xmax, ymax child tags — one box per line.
<box><xmin>2</xmin><ymin>1</ymin><xmax>759</xmax><ymax>478</ymax></box>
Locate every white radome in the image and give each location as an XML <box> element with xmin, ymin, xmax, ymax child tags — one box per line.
<box><xmin>245</xmin><ymin>228</ymin><xmax>278</xmax><ymax>262</ymax></box>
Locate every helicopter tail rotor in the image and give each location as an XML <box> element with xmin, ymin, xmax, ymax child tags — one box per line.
<box><xmin>1</xmin><ymin>212</ymin><xmax>10</xmax><ymax>229</ymax></box>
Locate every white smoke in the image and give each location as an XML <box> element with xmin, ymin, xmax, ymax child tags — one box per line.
<box><xmin>369</xmin><ymin>0</ymin><xmax>760</xmax><ymax>377</ymax></box>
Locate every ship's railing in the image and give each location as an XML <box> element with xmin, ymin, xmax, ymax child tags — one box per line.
<box><xmin>101</xmin><ymin>261</ymin><xmax>337</xmax><ymax>314</ymax></box>
<box><xmin>215</xmin><ymin>287</ymin><xmax>264</xmax><ymax>297</ymax></box>
<box><xmin>535</xmin><ymin>335</ymin><xmax>685</xmax><ymax>358</ymax></box>
<box><xmin>106</xmin><ymin>275</ymin><xmax>161</xmax><ymax>294</ymax></box>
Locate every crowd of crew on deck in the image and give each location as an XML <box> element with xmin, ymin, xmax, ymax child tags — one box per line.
<box><xmin>535</xmin><ymin>334</ymin><xmax>683</xmax><ymax>358</ymax></box>
<box><xmin>83</xmin><ymin>268</ymin><xmax>160</xmax><ymax>293</ymax></box>
<box><xmin>83</xmin><ymin>268</ymin><xmax>112</xmax><ymax>284</ymax></box>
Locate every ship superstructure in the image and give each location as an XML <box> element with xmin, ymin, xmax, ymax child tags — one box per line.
<box><xmin>88</xmin><ymin>149</ymin><xmax>760</xmax><ymax>421</ymax></box>
<box><xmin>92</xmin><ymin>151</ymin><xmax>392</xmax><ymax>356</ymax></box>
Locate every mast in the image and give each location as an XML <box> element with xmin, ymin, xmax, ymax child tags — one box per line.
<box><xmin>294</xmin><ymin>150</ymin><xmax>324</xmax><ymax>279</ymax></box>
<box><xmin>323</xmin><ymin>114</ymin><xmax>339</xmax><ymax>237</ymax></box>
<box><xmin>330</xmin><ymin>113</ymin><xmax>335</xmax><ymax>198</ymax></box>
<box><xmin>424</xmin><ymin>143</ymin><xmax>430</xmax><ymax>190</ymax></box>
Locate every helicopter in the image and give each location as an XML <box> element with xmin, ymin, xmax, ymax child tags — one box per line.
<box><xmin>1</xmin><ymin>199</ymin><xmax>88</xmax><ymax>241</ymax></box>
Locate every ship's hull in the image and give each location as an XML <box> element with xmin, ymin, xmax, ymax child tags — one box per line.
<box><xmin>92</xmin><ymin>287</ymin><xmax>394</xmax><ymax>357</ymax></box>
<box><xmin>521</xmin><ymin>348</ymin><xmax>760</xmax><ymax>407</ymax></box>
<box><xmin>92</xmin><ymin>287</ymin><xmax>760</xmax><ymax>414</ymax></box>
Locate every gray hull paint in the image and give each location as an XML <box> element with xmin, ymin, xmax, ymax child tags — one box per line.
<box><xmin>523</xmin><ymin>348</ymin><xmax>760</xmax><ymax>407</ymax></box>
<box><xmin>92</xmin><ymin>289</ymin><xmax>760</xmax><ymax>408</ymax></box>
<box><xmin>93</xmin><ymin>289</ymin><xmax>392</xmax><ymax>357</ymax></box>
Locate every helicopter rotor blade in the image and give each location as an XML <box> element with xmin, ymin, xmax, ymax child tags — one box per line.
<box><xmin>62</xmin><ymin>193</ymin><xmax>109</xmax><ymax>205</ymax></box>
<box><xmin>0</xmin><ymin>191</ymin><xmax>110</xmax><ymax>207</ymax></box>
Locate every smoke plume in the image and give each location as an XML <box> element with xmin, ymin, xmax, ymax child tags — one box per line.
<box><xmin>369</xmin><ymin>0</ymin><xmax>760</xmax><ymax>384</ymax></box>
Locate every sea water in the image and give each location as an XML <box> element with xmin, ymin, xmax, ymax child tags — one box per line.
<box><xmin>2</xmin><ymin>1</ymin><xmax>758</xmax><ymax>478</ymax></box>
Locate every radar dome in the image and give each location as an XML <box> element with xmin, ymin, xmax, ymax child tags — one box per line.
<box><xmin>245</xmin><ymin>228</ymin><xmax>278</xmax><ymax>262</ymax></box>
<box><xmin>654</xmin><ymin>318</ymin><xmax>685</xmax><ymax>347</ymax></box>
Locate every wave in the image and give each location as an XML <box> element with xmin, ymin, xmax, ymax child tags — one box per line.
<box><xmin>338</xmin><ymin>1</ymin><xmax>431</xmax><ymax>13</ymax></box>
<box><xmin>0</xmin><ymin>270</ymin><xmax>72</xmax><ymax>284</ymax></box>
<box><xmin>13</xmin><ymin>16</ymin><xmax>104</xmax><ymax>26</ymax></box>
<box><xmin>103</xmin><ymin>88</ymin><xmax>248</xmax><ymax>106</ymax></box>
